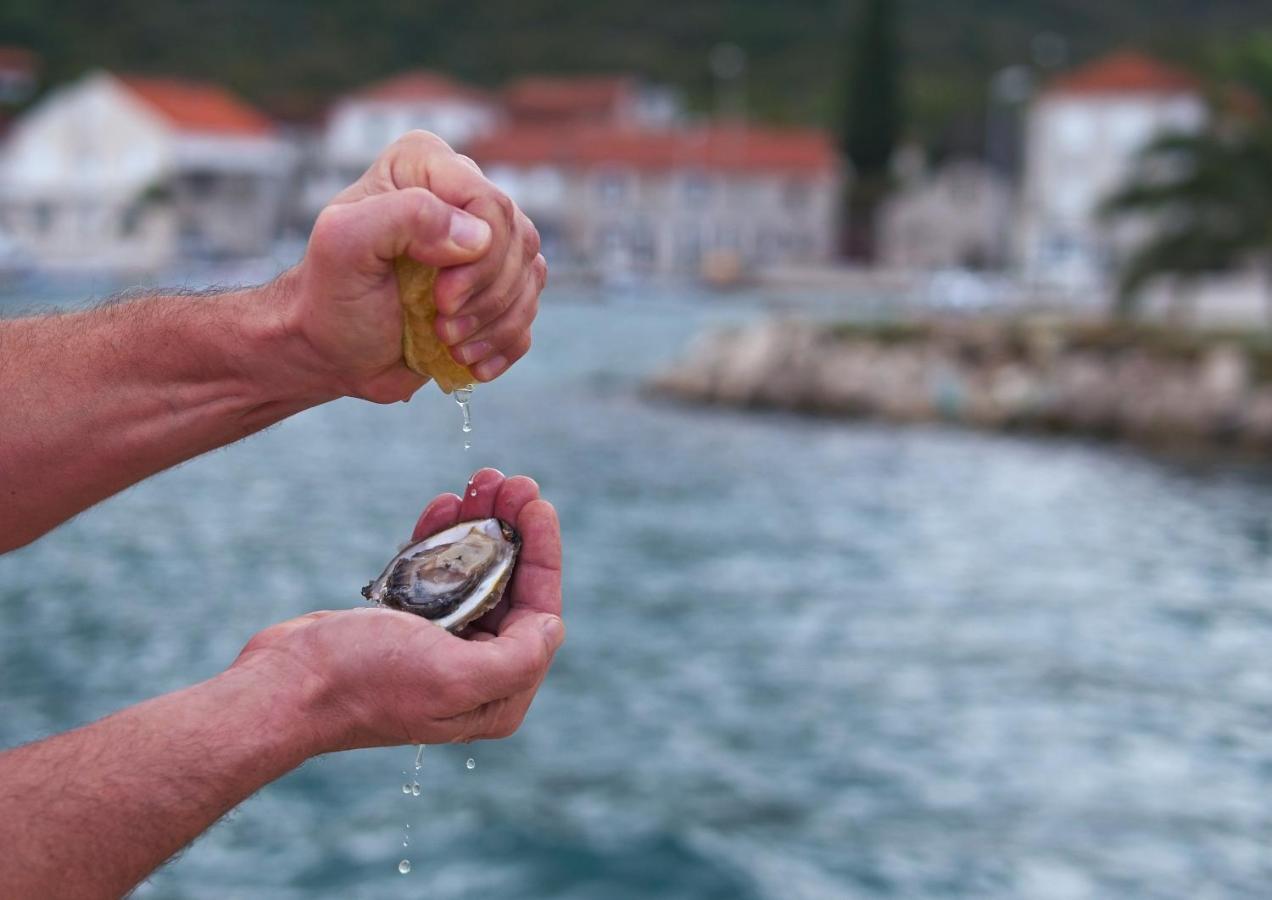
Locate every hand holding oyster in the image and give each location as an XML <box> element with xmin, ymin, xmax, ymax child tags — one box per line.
<box><xmin>362</xmin><ymin>469</ymin><xmax>562</xmax><ymax>637</ymax></box>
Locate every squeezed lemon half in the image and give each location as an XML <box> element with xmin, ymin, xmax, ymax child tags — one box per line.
<box><xmin>394</xmin><ymin>257</ymin><xmax>476</xmax><ymax>394</ymax></box>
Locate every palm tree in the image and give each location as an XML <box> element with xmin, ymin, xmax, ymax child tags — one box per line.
<box><xmin>1101</xmin><ymin>41</ymin><xmax>1272</xmax><ymax>321</ymax></box>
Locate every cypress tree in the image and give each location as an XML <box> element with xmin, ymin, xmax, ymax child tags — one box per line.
<box><xmin>841</xmin><ymin>0</ymin><xmax>903</xmax><ymax>261</ymax></box>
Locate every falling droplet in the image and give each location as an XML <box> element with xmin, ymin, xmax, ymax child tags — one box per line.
<box><xmin>465</xmin><ymin>757</ymin><xmax>476</xmax><ymax>771</ymax></box>
<box><xmin>414</xmin><ymin>744</ymin><xmax>425</xmax><ymax>768</ymax></box>
<box><xmin>401</xmin><ymin>783</ymin><xmax>411</xmax><ymax>794</ymax></box>
<box><xmin>454</xmin><ymin>386</ymin><xmax>474</xmax><ymax>449</ymax></box>
<box><xmin>463</xmin><ymin>438</ymin><xmax>472</xmax><ymax>451</ymax></box>
<box><xmin>403</xmin><ymin>837</ymin><xmax>410</xmax><ymax>847</ymax></box>
<box><xmin>411</xmin><ymin>782</ymin><xmax>421</xmax><ymax>797</ymax></box>
<box><xmin>399</xmin><ymin>860</ymin><xmax>412</xmax><ymax>875</ymax></box>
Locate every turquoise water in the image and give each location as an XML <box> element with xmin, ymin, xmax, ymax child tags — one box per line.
<box><xmin>3</xmin><ymin>281</ymin><xmax>1272</xmax><ymax>898</ymax></box>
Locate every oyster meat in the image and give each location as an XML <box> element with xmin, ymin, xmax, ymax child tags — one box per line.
<box><xmin>362</xmin><ymin>518</ymin><xmax>520</xmax><ymax>632</ymax></box>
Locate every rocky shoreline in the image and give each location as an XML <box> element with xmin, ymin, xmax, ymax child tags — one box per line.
<box><xmin>650</xmin><ymin>319</ymin><xmax>1272</xmax><ymax>452</ymax></box>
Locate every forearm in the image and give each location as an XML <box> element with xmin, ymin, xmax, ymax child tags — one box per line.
<box><xmin>0</xmin><ymin>662</ymin><xmax>321</xmax><ymax>900</ymax></box>
<box><xmin>0</xmin><ymin>271</ymin><xmax>337</xmax><ymax>551</ymax></box>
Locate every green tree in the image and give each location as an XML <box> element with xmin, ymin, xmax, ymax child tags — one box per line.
<box><xmin>840</xmin><ymin>0</ymin><xmax>903</xmax><ymax>261</ymax></box>
<box><xmin>1102</xmin><ymin>37</ymin><xmax>1272</xmax><ymax>321</ymax></box>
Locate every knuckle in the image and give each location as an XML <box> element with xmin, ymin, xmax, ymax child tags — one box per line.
<box><xmin>494</xmin><ymin>713</ymin><xmax>523</xmax><ymax>739</ymax></box>
<box><xmin>520</xmin><ymin>219</ymin><xmax>542</xmax><ymax>259</ymax></box>
<box><xmin>491</xmin><ymin>191</ymin><xmax>516</xmax><ymax>224</ymax></box>
<box><xmin>435</xmin><ymin>670</ymin><xmax>478</xmax><ymax>712</ymax></box>
<box><xmin>397</xmin><ymin>129</ymin><xmax>450</xmax><ymax>152</ymax></box>
<box><xmin>311</xmin><ymin>203</ymin><xmax>352</xmax><ymax>248</ymax></box>
<box><xmin>532</xmin><ymin>254</ymin><xmax>549</xmax><ymax>289</ymax></box>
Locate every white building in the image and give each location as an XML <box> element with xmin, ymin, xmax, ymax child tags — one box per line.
<box><xmin>880</xmin><ymin>157</ymin><xmax>1013</xmax><ymax>271</ymax></box>
<box><xmin>1018</xmin><ymin>52</ymin><xmax>1207</xmax><ymax>290</ymax></box>
<box><xmin>502</xmin><ymin>74</ymin><xmax>682</xmax><ymax>129</ymax></box>
<box><xmin>322</xmin><ymin>71</ymin><xmax>498</xmax><ymax>174</ymax></box>
<box><xmin>304</xmin><ymin>70</ymin><xmax>500</xmax><ymax>220</ymax></box>
<box><xmin>0</xmin><ymin>70</ymin><xmax>292</xmax><ymax>269</ymax></box>
<box><xmin>469</xmin><ymin>124</ymin><xmax>842</xmax><ymax>278</ymax></box>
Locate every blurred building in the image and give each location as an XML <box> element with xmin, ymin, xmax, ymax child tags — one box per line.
<box><xmin>0</xmin><ymin>47</ymin><xmax>39</xmax><ymax>107</ymax></box>
<box><xmin>468</xmin><ymin>124</ymin><xmax>841</xmax><ymax>277</ymax></box>
<box><xmin>879</xmin><ymin>156</ymin><xmax>1013</xmax><ymax>271</ymax></box>
<box><xmin>0</xmin><ymin>70</ymin><xmax>293</xmax><ymax>269</ymax></box>
<box><xmin>322</xmin><ymin>70</ymin><xmax>500</xmax><ymax>174</ymax></box>
<box><xmin>1018</xmin><ymin>51</ymin><xmax>1206</xmax><ymax>288</ymax></box>
<box><xmin>503</xmin><ymin>75</ymin><xmax>682</xmax><ymax>128</ymax></box>
<box><xmin>301</xmin><ymin>70</ymin><xmax>500</xmax><ymax>219</ymax></box>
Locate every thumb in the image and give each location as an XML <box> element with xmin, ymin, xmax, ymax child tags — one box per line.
<box><xmin>315</xmin><ymin>188</ymin><xmax>492</xmax><ymax>273</ymax></box>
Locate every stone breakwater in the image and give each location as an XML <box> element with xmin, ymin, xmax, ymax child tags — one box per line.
<box><xmin>650</xmin><ymin>319</ymin><xmax>1272</xmax><ymax>451</ymax></box>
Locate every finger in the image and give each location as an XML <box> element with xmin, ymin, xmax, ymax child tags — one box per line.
<box><xmin>452</xmin><ymin>688</ymin><xmax>538</xmax><ymax>741</ymax></box>
<box><xmin>433</xmin><ymin>193</ymin><xmax>518</xmax><ymax>317</ymax></box>
<box><xmin>311</xmin><ymin>188</ymin><xmax>490</xmax><ymax>276</ymax></box>
<box><xmin>496</xmin><ymin>500</ymin><xmax>562</xmax><ymax>630</ymax></box>
<box><xmin>459</xmin><ymin>468</ymin><xmax>506</xmax><ymax>521</ymax></box>
<box><xmin>494</xmin><ymin>476</ymin><xmax>540</xmax><ymax>526</ymax></box>
<box><xmin>451</xmin><ymin>611</ymin><xmax>564</xmax><ymax>704</ymax></box>
<box><xmin>436</xmin><ymin>242</ymin><xmax>529</xmax><ymax>332</ymax></box>
<box><xmin>412</xmin><ymin>493</ymin><xmax>463</xmax><ymax>541</ymax></box>
<box><xmin>336</xmin><ymin>131</ymin><xmax>487</xmax><ymax>205</ymax></box>
<box><xmin>470</xmin><ymin>476</ymin><xmax>544</xmax><ymax>633</ymax></box>
<box><xmin>451</xmin><ymin>279</ymin><xmax>538</xmax><ymax>370</ymax></box>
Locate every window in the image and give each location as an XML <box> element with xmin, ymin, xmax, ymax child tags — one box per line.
<box><xmin>783</xmin><ymin>178</ymin><xmax>811</xmax><ymax>211</ymax></box>
<box><xmin>33</xmin><ymin>202</ymin><xmax>53</xmax><ymax>234</ymax></box>
<box><xmin>682</xmin><ymin>172</ymin><xmax>712</xmax><ymax>204</ymax></box>
<box><xmin>597</xmin><ymin>170</ymin><xmax>631</xmax><ymax>206</ymax></box>
<box><xmin>1052</xmin><ymin>105</ymin><xmax>1095</xmax><ymax>154</ymax></box>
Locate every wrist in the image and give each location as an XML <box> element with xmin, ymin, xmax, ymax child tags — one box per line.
<box><xmin>228</xmin><ymin>269</ymin><xmax>345</xmax><ymax>411</ymax></box>
<box><xmin>212</xmin><ymin>653</ymin><xmax>337</xmax><ymax>766</ymax></box>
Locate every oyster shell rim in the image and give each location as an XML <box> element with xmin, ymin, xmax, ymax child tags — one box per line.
<box><xmin>362</xmin><ymin>518</ymin><xmax>520</xmax><ymax>633</ymax></box>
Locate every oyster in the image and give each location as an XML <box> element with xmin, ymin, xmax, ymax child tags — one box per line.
<box><xmin>362</xmin><ymin>518</ymin><xmax>520</xmax><ymax>632</ymax></box>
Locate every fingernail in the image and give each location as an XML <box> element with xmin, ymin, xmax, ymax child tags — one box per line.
<box><xmin>454</xmin><ymin>340</ymin><xmax>492</xmax><ymax>365</ymax></box>
<box><xmin>449</xmin><ymin>213</ymin><xmax>491</xmax><ymax>252</ymax></box>
<box><xmin>473</xmin><ymin>354</ymin><xmax>507</xmax><ymax>382</ymax></box>
<box><xmin>440</xmin><ymin>316</ymin><xmax>478</xmax><ymax>345</ymax></box>
<box><xmin>540</xmin><ymin>615</ymin><xmax>565</xmax><ymax>650</ymax></box>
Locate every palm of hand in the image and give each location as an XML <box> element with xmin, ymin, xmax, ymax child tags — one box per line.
<box><xmin>233</xmin><ymin>470</ymin><xmax>563</xmax><ymax>751</ymax></box>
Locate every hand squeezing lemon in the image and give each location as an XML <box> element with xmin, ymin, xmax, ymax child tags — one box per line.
<box><xmin>395</xmin><ymin>257</ymin><xmax>476</xmax><ymax>394</ymax></box>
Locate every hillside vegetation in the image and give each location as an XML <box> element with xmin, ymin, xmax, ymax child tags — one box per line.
<box><xmin>2</xmin><ymin>0</ymin><xmax>1264</xmax><ymax>147</ymax></box>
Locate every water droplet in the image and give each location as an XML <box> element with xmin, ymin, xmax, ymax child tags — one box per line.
<box><xmin>399</xmin><ymin>859</ymin><xmax>412</xmax><ymax>875</ymax></box>
<box><xmin>414</xmin><ymin>744</ymin><xmax>425</xmax><ymax>768</ymax></box>
<box><xmin>454</xmin><ymin>385</ymin><xmax>474</xmax><ymax>448</ymax></box>
<box><xmin>463</xmin><ymin>439</ymin><xmax>472</xmax><ymax>451</ymax></box>
<box><xmin>401</xmin><ymin>783</ymin><xmax>411</xmax><ymax>794</ymax></box>
<box><xmin>469</xmin><ymin>487</ymin><xmax>478</xmax><ymax>498</ymax></box>
<box><xmin>465</xmin><ymin>757</ymin><xmax>476</xmax><ymax>771</ymax></box>
<box><xmin>405</xmin><ymin>824</ymin><xmax>411</xmax><ymax>830</ymax></box>
<box><xmin>403</xmin><ymin>837</ymin><xmax>410</xmax><ymax>847</ymax></box>
<box><xmin>411</xmin><ymin>782</ymin><xmax>421</xmax><ymax>796</ymax></box>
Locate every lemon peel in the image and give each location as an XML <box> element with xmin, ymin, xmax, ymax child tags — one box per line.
<box><xmin>394</xmin><ymin>257</ymin><xmax>476</xmax><ymax>394</ymax></box>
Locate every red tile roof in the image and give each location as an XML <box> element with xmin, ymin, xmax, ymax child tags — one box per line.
<box><xmin>0</xmin><ymin>46</ymin><xmax>38</xmax><ymax>73</ymax></box>
<box><xmin>468</xmin><ymin>125</ymin><xmax>838</xmax><ymax>174</ymax></box>
<box><xmin>504</xmin><ymin>75</ymin><xmax>634</xmax><ymax>123</ymax></box>
<box><xmin>1047</xmin><ymin>51</ymin><xmax>1199</xmax><ymax>96</ymax></box>
<box><xmin>350</xmin><ymin>70</ymin><xmax>492</xmax><ymax>105</ymax></box>
<box><xmin>118</xmin><ymin>75</ymin><xmax>274</xmax><ymax>136</ymax></box>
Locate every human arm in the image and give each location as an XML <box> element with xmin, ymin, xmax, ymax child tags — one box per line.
<box><xmin>0</xmin><ymin>471</ymin><xmax>563</xmax><ymax>899</ymax></box>
<box><xmin>0</xmin><ymin>131</ymin><xmax>547</xmax><ymax>554</ymax></box>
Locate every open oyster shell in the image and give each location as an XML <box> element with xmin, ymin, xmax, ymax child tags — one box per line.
<box><xmin>362</xmin><ymin>518</ymin><xmax>520</xmax><ymax>632</ymax></box>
